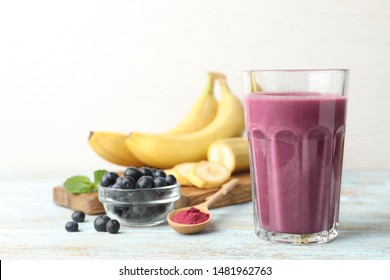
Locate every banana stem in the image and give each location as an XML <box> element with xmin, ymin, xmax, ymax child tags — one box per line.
<box><xmin>209</xmin><ymin>71</ymin><xmax>226</xmax><ymax>82</ymax></box>
<box><xmin>202</xmin><ymin>72</ymin><xmax>215</xmax><ymax>96</ymax></box>
<box><xmin>250</xmin><ymin>73</ymin><xmax>263</xmax><ymax>92</ymax></box>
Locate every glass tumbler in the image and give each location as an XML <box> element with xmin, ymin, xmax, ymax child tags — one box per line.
<box><xmin>242</xmin><ymin>69</ymin><xmax>349</xmax><ymax>244</ymax></box>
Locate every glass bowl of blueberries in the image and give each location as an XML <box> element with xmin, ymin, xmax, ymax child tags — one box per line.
<box><xmin>98</xmin><ymin>166</ymin><xmax>180</xmax><ymax>227</ymax></box>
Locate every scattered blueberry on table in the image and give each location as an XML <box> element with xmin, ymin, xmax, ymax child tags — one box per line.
<box><xmin>65</xmin><ymin>221</ymin><xmax>79</xmax><ymax>232</ymax></box>
<box><xmin>106</xmin><ymin>219</ymin><xmax>120</xmax><ymax>234</ymax></box>
<box><xmin>71</xmin><ymin>210</ymin><xmax>85</xmax><ymax>223</ymax></box>
<box><xmin>94</xmin><ymin>215</ymin><xmax>111</xmax><ymax>232</ymax></box>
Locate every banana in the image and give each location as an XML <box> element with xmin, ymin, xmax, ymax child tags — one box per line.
<box><xmin>173</xmin><ymin>162</ymin><xmax>196</xmax><ymax>186</ymax></box>
<box><xmin>207</xmin><ymin>137</ymin><xmax>249</xmax><ymax>173</ymax></box>
<box><xmin>162</xmin><ymin>72</ymin><xmax>218</xmax><ymax>135</ymax></box>
<box><xmin>126</xmin><ymin>76</ymin><xmax>245</xmax><ymax>169</ymax></box>
<box><xmin>88</xmin><ymin>131</ymin><xmax>144</xmax><ymax>167</ymax></box>
<box><xmin>188</xmin><ymin>161</ymin><xmax>231</xmax><ymax>189</ymax></box>
<box><xmin>251</xmin><ymin>77</ymin><xmax>263</xmax><ymax>92</ymax></box>
<box><xmin>88</xmin><ymin>73</ymin><xmax>220</xmax><ymax>166</ymax></box>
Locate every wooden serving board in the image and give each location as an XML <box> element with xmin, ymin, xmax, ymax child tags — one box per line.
<box><xmin>53</xmin><ymin>172</ymin><xmax>252</xmax><ymax>215</ymax></box>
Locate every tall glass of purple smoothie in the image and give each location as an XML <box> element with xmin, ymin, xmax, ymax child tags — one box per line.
<box><xmin>242</xmin><ymin>70</ymin><xmax>349</xmax><ymax>244</ymax></box>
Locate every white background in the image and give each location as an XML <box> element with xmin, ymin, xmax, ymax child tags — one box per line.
<box><xmin>1</xmin><ymin>0</ymin><xmax>389</xmax><ymax>173</ymax></box>
<box><xmin>2</xmin><ymin>260</ymin><xmax>388</xmax><ymax>280</ymax></box>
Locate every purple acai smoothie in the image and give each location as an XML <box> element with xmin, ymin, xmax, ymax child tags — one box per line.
<box><xmin>244</xmin><ymin>92</ymin><xmax>347</xmax><ymax>234</ymax></box>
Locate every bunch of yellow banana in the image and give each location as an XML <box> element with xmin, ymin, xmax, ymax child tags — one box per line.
<box><xmin>89</xmin><ymin>72</ymin><xmax>218</xmax><ymax>166</ymax></box>
<box><xmin>88</xmin><ymin>131</ymin><xmax>144</xmax><ymax>166</ymax></box>
<box><xmin>126</xmin><ymin>74</ymin><xmax>245</xmax><ymax>169</ymax></box>
<box><xmin>88</xmin><ymin>72</ymin><xmax>245</xmax><ymax>169</ymax></box>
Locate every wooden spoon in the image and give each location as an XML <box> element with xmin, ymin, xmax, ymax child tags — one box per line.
<box><xmin>167</xmin><ymin>178</ymin><xmax>240</xmax><ymax>234</ymax></box>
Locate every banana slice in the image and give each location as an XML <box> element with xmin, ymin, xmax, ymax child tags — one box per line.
<box><xmin>173</xmin><ymin>162</ymin><xmax>196</xmax><ymax>186</ymax></box>
<box><xmin>188</xmin><ymin>161</ymin><xmax>231</xmax><ymax>189</ymax></box>
<box><xmin>164</xmin><ymin>169</ymin><xmax>176</xmax><ymax>176</ymax></box>
<box><xmin>207</xmin><ymin>137</ymin><xmax>249</xmax><ymax>173</ymax></box>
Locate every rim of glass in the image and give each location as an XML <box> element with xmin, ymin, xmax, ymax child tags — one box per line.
<box><xmin>242</xmin><ymin>69</ymin><xmax>349</xmax><ymax>74</ymax></box>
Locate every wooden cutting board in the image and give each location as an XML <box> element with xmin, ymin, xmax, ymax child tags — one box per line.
<box><xmin>53</xmin><ymin>172</ymin><xmax>252</xmax><ymax>215</ymax></box>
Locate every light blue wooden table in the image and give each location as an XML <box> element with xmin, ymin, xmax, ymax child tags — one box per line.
<box><xmin>0</xmin><ymin>171</ymin><xmax>389</xmax><ymax>259</ymax></box>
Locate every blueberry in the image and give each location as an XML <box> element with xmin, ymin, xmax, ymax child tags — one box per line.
<box><xmin>100</xmin><ymin>172</ymin><xmax>119</xmax><ymax>187</ymax></box>
<box><xmin>154</xmin><ymin>177</ymin><xmax>168</xmax><ymax>188</ymax></box>
<box><xmin>145</xmin><ymin>191</ymin><xmax>159</xmax><ymax>201</ymax></box>
<box><xmin>106</xmin><ymin>219</ymin><xmax>120</xmax><ymax>234</ymax></box>
<box><xmin>116</xmin><ymin>193</ymin><xmax>128</xmax><ymax>202</ymax></box>
<box><xmin>132</xmin><ymin>205</ymin><xmax>148</xmax><ymax>216</ymax></box>
<box><xmin>148</xmin><ymin>205</ymin><xmax>166</xmax><ymax>217</ymax></box>
<box><xmin>153</xmin><ymin>170</ymin><xmax>166</xmax><ymax>178</ymax></box>
<box><xmin>165</xmin><ymin>174</ymin><xmax>177</xmax><ymax>185</ymax></box>
<box><xmin>112</xmin><ymin>177</ymin><xmax>125</xmax><ymax>189</ymax></box>
<box><xmin>110</xmin><ymin>172</ymin><xmax>119</xmax><ymax>181</ymax></box>
<box><xmin>65</xmin><ymin>221</ymin><xmax>78</xmax><ymax>232</ymax></box>
<box><xmin>154</xmin><ymin>204</ymin><xmax>167</xmax><ymax>213</ymax></box>
<box><xmin>112</xmin><ymin>182</ymin><xmax>122</xmax><ymax>189</ymax></box>
<box><xmin>94</xmin><ymin>215</ymin><xmax>111</xmax><ymax>232</ymax></box>
<box><xmin>124</xmin><ymin>167</ymin><xmax>143</xmax><ymax>181</ymax></box>
<box><xmin>122</xmin><ymin>208</ymin><xmax>137</xmax><ymax>220</ymax></box>
<box><xmin>150</xmin><ymin>168</ymin><xmax>158</xmax><ymax>173</ymax></box>
<box><xmin>139</xmin><ymin>167</ymin><xmax>154</xmax><ymax>177</ymax></box>
<box><xmin>121</xmin><ymin>177</ymin><xmax>135</xmax><ymax>189</ymax></box>
<box><xmin>111</xmin><ymin>206</ymin><xmax>124</xmax><ymax>216</ymax></box>
<box><xmin>100</xmin><ymin>173</ymin><xmax>112</xmax><ymax>187</ymax></box>
<box><xmin>136</xmin><ymin>176</ymin><xmax>155</xmax><ymax>189</ymax></box>
<box><xmin>71</xmin><ymin>211</ymin><xmax>85</xmax><ymax>222</ymax></box>
<box><xmin>126</xmin><ymin>191</ymin><xmax>144</xmax><ymax>202</ymax></box>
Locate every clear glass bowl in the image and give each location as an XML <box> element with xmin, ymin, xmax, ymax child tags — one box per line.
<box><xmin>98</xmin><ymin>183</ymin><xmax>180</xmax><ymax>226</ymax></box>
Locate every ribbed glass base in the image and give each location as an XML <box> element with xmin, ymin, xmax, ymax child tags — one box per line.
<box><xmin>256</xmin><ymin>225</ymin><xmax>338</xmax><ymax>245</ymax></box>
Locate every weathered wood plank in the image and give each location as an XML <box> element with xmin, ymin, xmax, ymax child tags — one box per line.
<box><xmin>1</xmin><ymin>171</ymin><xmax>389</xmax><ymax>259</ymax></box>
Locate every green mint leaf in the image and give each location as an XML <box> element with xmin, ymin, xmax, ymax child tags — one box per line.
<box><xmin>93</xmin><ymin>169</ymin><xmax>109</xmax><ymax>189</ymax></box>
<box><xmin>63</xmin><ymin>176</ymin><xmax>94</xmax><ymax>194</ymax></box>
